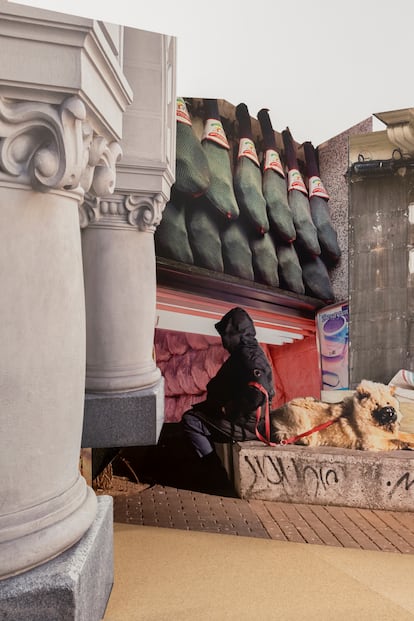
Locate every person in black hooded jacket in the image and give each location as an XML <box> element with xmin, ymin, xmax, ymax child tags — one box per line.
<box><xmin>181</xmin><ymin>307</ymin><xmax>275</xmax><ymax>492</ymax></box>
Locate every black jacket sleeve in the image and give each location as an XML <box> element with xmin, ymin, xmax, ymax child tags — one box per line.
<box><xmin>205</xmin><ymin>345</ymin><xmax>274</xmax><ymax>421</ymax></box>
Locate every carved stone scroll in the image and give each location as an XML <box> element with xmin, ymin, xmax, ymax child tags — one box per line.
<box><xmin>0</xmin><ymin>95</ymin><xmax>122</xmax><ymax>195</ymax></box>
<box><xmin>387</xmin><ymin>119</ymin><xmax>414</xmax><ymax>156</ymax></box>
<box><xmin>125</xmin><ymin>192</ymin><xmax>165</xmax><ymax>232</ymax></box>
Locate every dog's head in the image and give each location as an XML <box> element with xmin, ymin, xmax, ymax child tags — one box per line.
<box><xmin>354</xmin><ymin>380</ymin><xmax>402</xmax><ymax>432</ymax></box>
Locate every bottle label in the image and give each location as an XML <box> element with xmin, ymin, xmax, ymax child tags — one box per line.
<box><xmin>176</xmin><ymin>97</ymin><xmax>192</xmax><ymax>126</ymax></box>
<box><xmin>288</xmin><ymin>168</ymin><xmax>308</xmax><ymax>195</ymax></box>
<box><xmin>238</xmin><ymin>137</ymin><xmax>260</xmax><ymax>167</ymax></box>
<box><xmin>263</xmin><ymin>149</ymin><xmax>285</xmax><ymax>177</ymax></box>
<box><xmin>202</xmin><ymin>118</ymin><xmax>230</xmax><ymax>149</ymax></box>
<box><xmin>308</xmin><ymin>175</ymin><xmax>330</xmax><ymax>199</ymax></box>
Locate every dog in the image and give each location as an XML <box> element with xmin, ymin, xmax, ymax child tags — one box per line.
<box><xmin>268</xmin><ymin>380</ymin><xmax>414</xmax><ymax>451</ymax></box>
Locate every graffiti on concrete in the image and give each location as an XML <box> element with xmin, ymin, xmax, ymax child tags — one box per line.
<box><xmin>387</xmin><ymin>472</ymin><xmax>414</xmax><ymax>498</ymax></box>
<box><xmin>244</xmin><ymin>454</ymin><xmax>341</xmax><ymax>499</ymax></box>
<box><xmin>299</xmin><ymin>463</ymin><xmax>339</xmax><ymax>498</ymax></box>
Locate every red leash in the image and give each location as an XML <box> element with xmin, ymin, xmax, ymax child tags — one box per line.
<box><xmin>249</xmin><ymin>381</ymin><xmax>277</xmax><ymax>446</ymax></box>
<box><xmin>249</xmin><ymin>382</ymin><xmax>340</xmax><ymax>447</ymax></box>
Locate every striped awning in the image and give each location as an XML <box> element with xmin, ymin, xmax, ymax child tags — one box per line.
<box><xmin>156</xmin><ymin>286</ymin><xmax>316</xmax><ymax>346</ymax></box>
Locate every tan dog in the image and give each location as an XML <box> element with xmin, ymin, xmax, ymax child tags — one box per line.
<box><xmin>269</xmin><ymin>380</ymin><xmax>414</xmax><ymax>451</ymax></box>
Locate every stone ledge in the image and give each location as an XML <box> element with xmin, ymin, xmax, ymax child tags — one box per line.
<box><xmin>233</xmin><ymin>441</ymin><xmax>414</xmax><ymax>511</ymax></box>
<box><xmin>0</xmin><ymin>495</ymin><xmax>113</xmax><ymax>621</ymax></box>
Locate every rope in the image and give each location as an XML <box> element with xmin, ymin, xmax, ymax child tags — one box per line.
<box><xmin>248</xmin><ymin>382</ymin><xmax>341</xmax><ymax>447</ymax></box>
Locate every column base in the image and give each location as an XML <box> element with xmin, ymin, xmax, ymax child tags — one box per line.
<box><xmin>81</xmin><ymin>376</ymin><xmax>164</xmax><ymax>448</ymax></box>
<box><xmin>0</xmin><ymin>478</ymin><xmax>97</xmax><ymax>580</ymax></box>
<box><xmin>0</xmin><ymin>495</ymin><xmax>113</xmax><ymax>621</ymax></box>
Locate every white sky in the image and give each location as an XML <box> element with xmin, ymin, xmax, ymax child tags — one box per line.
<box><xmin>10</xmin><ymin>0</ymin><xmax>414</xmax><ymax>145</ymax></box>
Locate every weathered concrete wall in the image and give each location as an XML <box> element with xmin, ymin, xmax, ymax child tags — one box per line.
<box><xmin>234</xmin><ymin>441</ymin><xmax>414</xmax><ymax>511</ymax></box>
<box><xmin>348</xmin><ymin>171</ymin><xmax>414</xmax><ymax>385</ymax></box>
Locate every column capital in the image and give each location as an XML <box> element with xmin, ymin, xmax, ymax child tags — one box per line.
<box><xmin>125</xmin><ymin>192</ymin><xmax>165</xmax><ymax>233</ymax></box>
<box><xmin>79</xmin><ymin>191</ymin><xmax>166</xmax><ymax>232</ymax></box>
<box><xmin>0</xmin><ymin>95</ymin><xmax>122</xmax><ymax>195</ymax></box>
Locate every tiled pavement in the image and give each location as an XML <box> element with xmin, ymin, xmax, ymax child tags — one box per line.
<box><xmin>111</xmin><ymin>483</ymin><xmax>414</xmax><ymax>554</ymax></box>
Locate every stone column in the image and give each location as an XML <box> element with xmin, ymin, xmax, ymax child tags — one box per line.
<box><xmin>80</xmin><ymin>190</ymin><xmax>166</xmax><ymax>448</ymax></box>
<box><xmin>0</xmin><ymin>96</ymin><xmax>105</xmax><ymax>579</ymax></box>
<box><xmin>0</xmin><ymin>5</ymin><xmax>132</xmax><ymax>617</ymax></box>
<box><xmin>81</xmin><ymin>29</ymin><xmax>176</xmax><ymax>449</ymax></box>
<box><xmin>80</xmin><ymin>192</ymin><xmax>163</xmax><ymax>393</ymax></box>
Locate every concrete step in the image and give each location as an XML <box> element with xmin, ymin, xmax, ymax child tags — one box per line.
<box><xmin>233</xmin><ymin>441</ymin><xmax>414</xmax><ymax>511</ymax></box>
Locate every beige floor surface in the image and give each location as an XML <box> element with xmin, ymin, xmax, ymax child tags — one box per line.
<box><xmin>104</xmin><ymin>523</ymin><xmax>414</xmax><ymax>621</ymax></box>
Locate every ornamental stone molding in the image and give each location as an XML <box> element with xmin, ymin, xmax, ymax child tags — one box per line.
<box><xmin>375</xmin><ymin>108</ymin><xmax>414</xmax><ymax>156</ymax></box>
<box><xmin>79</xmin><ymin>191</ymin><xmax>166</xmax><ymax>232</ymax></box>
<box><xmin>387</xmin><ymin>118</ymin><xmax>414</xmax><ymax>156</ymax></box>
<box><xmin>79</xmin><ymin>194</ymin><xmax>102</xmax><ymax>229</ymax></box>
<box><xmin>125</xmin><ymin>192</ymin><xmax>165</xmax><ymax>232</ymax></box>
<box><xmin>0</xmin><ymin>95</ymin><xmax>86</xmax><ymax>192</ymax></box>
<box><xmin>0</xmin><ymin>95</ymin><xmax>122</xmax><ymax>195</ymax></box>
<box><xmin>80</xmin><ymin>131</ymin><xmax>123</xmax><ymax>197</ymax></box>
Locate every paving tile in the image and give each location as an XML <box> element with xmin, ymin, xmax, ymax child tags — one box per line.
<box><xmin>305</xmin><ymin>505</ymin><xmax>362</xmax><ymax>549</ymax></box>
<box><xmin>110</xmin><ymin>484</ymin><xmax>414</xmax><ymax>555</ymax></box>
<box><xmin>248</xmin><ymin>500</ymin><xmax>286</xmax><ymax>541</ymax></box>
<box><xmin>377</xmin><ymin>511</ymin><xmax>414</xmax><ymax>549</ymax></box>
<box><xmin>293</xmin><ymin>504</ymin><xmax>344</xmax><ymax>548</ymax></box>
<box><xmin>357</xmin><ymin>509</ymin><xmax>414</xmax><ymax>554</ymax></box>
<box><xmin>345</xmin><ymin>509</ymin><xmax>398</xmax><ymax>552</ymax></box>
<box><xmin>322</xmin><ymin>506</ymin><xmax>373</xmax><ymax>550</ymax></box>
<box><xmin>261</xmin><ymin>502</ymin><xmax>307</xmax><ymax>544</ymax></box>
<box><xmin>338</xmin><ymin>507</ymin><xmax>386</xmax><ymax>551</ymax></box>
<box><xmin>389</xmin><ymin>511</ymin><xmax>414</xmax><ymax>531</ymax></box>
<box><xmin>271</xmin><ymin>502</ymin><xmax>324</xmax><ymax>546</ymax></box>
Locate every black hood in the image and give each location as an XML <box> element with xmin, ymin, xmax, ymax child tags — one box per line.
<box><xmin>215</xmin><ymin>307</ymin><xmax>257</xmax><ymax>352</ymax></box>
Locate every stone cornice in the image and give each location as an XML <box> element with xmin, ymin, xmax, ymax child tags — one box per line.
<box><xmin>115</xmin><ymin>161</ymin><xmax>175</xmax><ymax>202</ymax></box>
<box><xmin>348</xmin><ymin>130</ymin><xmax>396</xmax><ymax>165</ymax></box>
<box><xmin>0</xmin><ymin>95</ymin><xmax>121</xmax><ymax>195</ymax></box>
<box><xmin>0</xmin><ymin>3</ymin><xmax>133</xmax><ymax>142</ymax></box>
<box><xmin>348</xmin><ymin>108</ymin><xmax>414</xmax><ymax>165</ymax></box>
<box><xmin>375</xmin><ymin>108</ymin><xmax>414</xmax><ymax>156</ymax></box>
<box><xmin>79</xmin><ymin>191</ymin><xmax>166</xmax><ymax>232</ymax></box>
